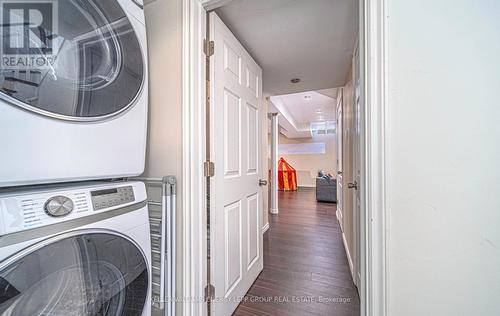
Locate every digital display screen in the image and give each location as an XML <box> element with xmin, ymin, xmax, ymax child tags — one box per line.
<box><xmin>91</xmin><ymin>189</ymin><xmax>118</xmax><ymax>197</ymax></box>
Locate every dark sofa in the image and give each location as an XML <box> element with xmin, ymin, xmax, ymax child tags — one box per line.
<box><xmin>316</xmin><ymin>173</ymin><xmax>337</xmax><ymax>203</ymax></box>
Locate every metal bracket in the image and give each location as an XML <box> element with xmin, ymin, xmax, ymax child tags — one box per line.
<box><xmin>204</xmin><ymin>161</ymin><xmax>215</xmax><ymax>177</ymax></box>
<box><xmin>204</xmin><ymin>284</ymin><xmax>215</xmax><ymax>301</ymax></box>
<box><xmin>204</xmin><ymin>39</ymin><xmax>214</xmax><ymax>57</ymax></box>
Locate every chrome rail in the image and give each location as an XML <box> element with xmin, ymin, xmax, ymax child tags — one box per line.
<box><xmin>134</xmin><ymin>176</ymin><xmax>176</xmax><ymax>316</ymax></box>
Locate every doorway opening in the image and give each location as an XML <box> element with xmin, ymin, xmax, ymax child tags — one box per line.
<box><xmin>252</xmin><ymin>85</ymin><xmax>362</xmax><ymax>315</ymax></box>
<box><xmin>254</xmin><ymin>83</ymin><xmax>361</xmax><ymax>316</ymax></box>
<box><xmin>207</xmin><ymin>1</ymin><xmax>362</xmax><ymax>315</ymax></box>
<box><xmin>181</xmin><ymin>0</ymin><xmax>386</xmax><ymax>315</ymax></box>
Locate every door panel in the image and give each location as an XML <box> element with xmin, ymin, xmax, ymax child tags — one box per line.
<box><xmin>246</xmin><ymin>69</ymin><xmax>258</xmax><ymax>97</ymax></box>
<box><xmin>210</xmin><ymin>12</ymin><xmax>264</xmax><ymax>316</ymax></box>
<box><xmin>224</xmin><ymin>201</ymin><xmax>242</xmax><ymax>294</ymax></box>
<box><xmin>246</xmin><ymin>103</ymin><xmax>259</xmax><ymax>174</ymax></box>
<box><xmin>246</xmin><ymin>194</ymin><xmax>259</xmax><ymax>269</ymax></box>
<box><xmin>224</xmin><ymin>89</ymin><xmax>241</xmax><ymax>177</ymax></box>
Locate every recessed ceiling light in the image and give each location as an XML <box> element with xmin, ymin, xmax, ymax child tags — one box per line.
<box><xmin>290</xmin><ymin>78</ymin><xmax>301</xmax><ymax>84</ymax></box>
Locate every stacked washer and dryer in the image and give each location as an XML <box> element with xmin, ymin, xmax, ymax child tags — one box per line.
<box><xmin>0</xmin><ymin>0</ymin><xmax>160</xmax><ymax>315</ymax></box>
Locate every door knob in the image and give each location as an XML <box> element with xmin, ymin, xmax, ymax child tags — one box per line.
<box><xmin>259</xmin><ymin>179</ymin><xmax>268</xmax><ymax>186</ymax></box>
<box><xmin>348</xmin><ymin>181</ymin><xmax>358</xmax><ymax>190</ymax></box>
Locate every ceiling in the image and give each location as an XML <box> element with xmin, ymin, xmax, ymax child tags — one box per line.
<box><xmin>216</xmin><ymin>0</ymin><xmax>359</xmax><ymax>96</ymax></box>
<box><xmin>269</xmin><ymin>89</ymin><xmax>337</xmax><ymax>138</ymax></box>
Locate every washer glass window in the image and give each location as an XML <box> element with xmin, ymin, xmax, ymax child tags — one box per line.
<box><xmin>0</xmin><ymin>0</ymin><xmax>144</xmax><ymax>120</ymax></box>
<box><xmin>0</xmin><ymin>232</ymin><xmax>148</xmax><ymax>315</ymax></box>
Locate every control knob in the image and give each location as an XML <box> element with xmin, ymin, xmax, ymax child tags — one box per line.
<box><xmin>44</xmin><ymin>196</ymin><xmax>74</xmax><ymax>217</ymax></box>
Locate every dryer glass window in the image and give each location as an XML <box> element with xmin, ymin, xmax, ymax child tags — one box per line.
<box><xmin>0</xmin><ymin>0</ymin><xmax>144</xmax><ymax>120</ymax></box>
<box><xmin>0</xmin><ymin>233</ymin><xmax>148</xmax><ymax>316</ymax></box>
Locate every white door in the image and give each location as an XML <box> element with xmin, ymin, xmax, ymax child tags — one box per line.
<box><xmin>209</xmin><ymin>12</ymin><xmax>264</xmax><ymax>316</ymax></box>
<box><xmin>352</xmin><ymin>43</ymin><xmax>362</xmax><ymax>288</ymax></box>
<box><xmin>336</xmin><ymin>90</ymin><xmax>344</xmax><ymax>229</ymax></box>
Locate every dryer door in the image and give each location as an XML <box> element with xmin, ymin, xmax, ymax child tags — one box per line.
<box><xmin>0</xmin><ymin>231</ymin><xmax>148</xmax><ymax>315</ymax></box>
<box><xmin>0</xmin><ymin>0</ymin><xmax>144</xmax><ymax>121</ymax></box>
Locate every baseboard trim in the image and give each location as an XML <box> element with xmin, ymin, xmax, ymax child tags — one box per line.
<box><xmin>342</xmin><ymin>232</ymin><xmax>355</xmax><ymax>282</ymax></box>
<box><xmin>261</xmin><ymin>222</ymin><xmax>270</xmax><ymax>234</ymax></box>
<box><xmin>336</xmin><ymin>209</ymin><xmax>343</xmax><ymax>230</ymax></box>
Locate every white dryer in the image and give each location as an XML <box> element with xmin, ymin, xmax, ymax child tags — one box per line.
<box><xmin>0</xmin><ymin>0</ymin><xmax>149</xmax><ymax>187</ymax></box>
<box><xmin>0</xmin><ymin>181</ymin><xmax>151</xmax><ymax>315</ymax></box>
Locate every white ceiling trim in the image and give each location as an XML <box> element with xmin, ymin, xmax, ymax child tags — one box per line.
<box><xmin>200</xmin><ymin>0</ymin><xmax>235</xmax><ymax>11</ymax></box>
<box><xmin>269</xmin><ymin>97</ymin><xmax>312</xmax><ymax>139</ymax></box>
<box><xmin>269</xmin><ymin>90</ymin><xmax>338</xmax><ymax>139</ymax></box>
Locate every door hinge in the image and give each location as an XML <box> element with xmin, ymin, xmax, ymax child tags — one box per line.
<box><xmin>204</xmin><ymin>39</ymin><xmax>214</xmax><ymax>57</ymax></box>
<box><xmin>204</xmin><ymin>284</ymin><xmax>215</xmax><ymax>301</ymax></box>
<box><xmin>204</xmin><ymin>161</ymin><xmax>215</xmax><ymax>177</ymax></box>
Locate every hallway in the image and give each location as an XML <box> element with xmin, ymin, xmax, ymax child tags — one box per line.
<box><xmin>234</xmin><ymin>188</ymin><xmax>360</xmax><ymax>316</ymax></box>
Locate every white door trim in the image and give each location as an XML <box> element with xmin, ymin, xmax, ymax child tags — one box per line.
<box><xmin>352</xmin><ymin>36</ymin><xmax>361</xmax><ymax>289</ymax></box>
<box><xmin>182</xmin><ymin>0</ymin><xmax>207</xmax><ymax>315</ymax></box>
<box><xmin>200</xmin><ymin>0</ymin><xmax>235</xmax><ymax>11</ymax></box>
<box><xmin>182</xmin><ymin>0</ymin><xmax>389</xmax><ymax>315</ymax></box>
<box><xmin>362</xmin><ymin>0</ymin><xmax>388</xmax><ymax>315</ymax></box>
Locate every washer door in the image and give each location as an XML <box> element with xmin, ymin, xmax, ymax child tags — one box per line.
<box><xmin>0</xmin><ymin>0</ymin><xmax>144</xmax><ymax>121</ymax></box>
<box><xmin>0</xmin><ymin>232</ymin><xmax>148</xmax><ymax>316</ymax></box>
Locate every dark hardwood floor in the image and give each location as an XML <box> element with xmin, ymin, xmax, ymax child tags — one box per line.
<box><xmin>233</xmin><ymin>188</ymin><xmax>360</xmax><ymax>316</ymax></box>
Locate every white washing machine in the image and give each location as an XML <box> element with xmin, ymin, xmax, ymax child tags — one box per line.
<box><xmin>0</xmin><ymin>181</ymin><xmax>151</xmax><ymax>315</ymax></box>
<box><xmin>0</xmin><ymin>0</ymin><xmax>149</xmax><ymax>187</ymax></box>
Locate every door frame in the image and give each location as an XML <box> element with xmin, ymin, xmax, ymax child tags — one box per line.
<box><xmin>181</xmin><ymin>1</ymin><xmax>207</xmax><ymax>316</ymax></box>
<box><xmin>361</xmin><ymin>0</ymin><xmax>388</xmax><ymax>315</ymax></box>
<box><xmin>181</xmin><ymin>0</ymin><xmax>389</xmax><ymax>315</ymax></box>
<box><xmin>336</xmin><ymin>88</ymin><xmax>344</xmax><ymax>232</ymax></box>
<box><xmin>352</xmin><ymin>37</ymin><xmax>361</xmax><ymax>289</ymax></box>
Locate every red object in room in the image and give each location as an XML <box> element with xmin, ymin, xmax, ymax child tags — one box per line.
<box><xmin>278</xmin><ymin>158</ymin><xmax>298</xmax><ymax>191</ymax></box>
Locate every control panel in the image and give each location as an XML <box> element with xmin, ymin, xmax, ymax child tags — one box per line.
<box><xmin>0</xmin><ymin>182</ymin><xmax>146</xmax><ymax>236</ymax></box>
<box><xmin>91</xmin><ymin>186</ymin><xmax>135</xmax><ymax>210</ymax></box>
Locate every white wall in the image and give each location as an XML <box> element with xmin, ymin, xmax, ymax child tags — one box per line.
<box><xmin>385</xmin><ymin>1</ymin><xmax>500</xmax><ymax>315</ymax></box>
<box><xmin>278</xmin><ymin>133</ymin><xmax>337</xmax><ymax>187</ymax></box>
<box><xmin>143</xmin><ymin>0</ymin><xmax>182</xmax><ymax>181</ymax></box>
<box><xmin>143</xmin><ymin>0</ymin><xmax>183</xmax><ymax>312</ymax></box>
